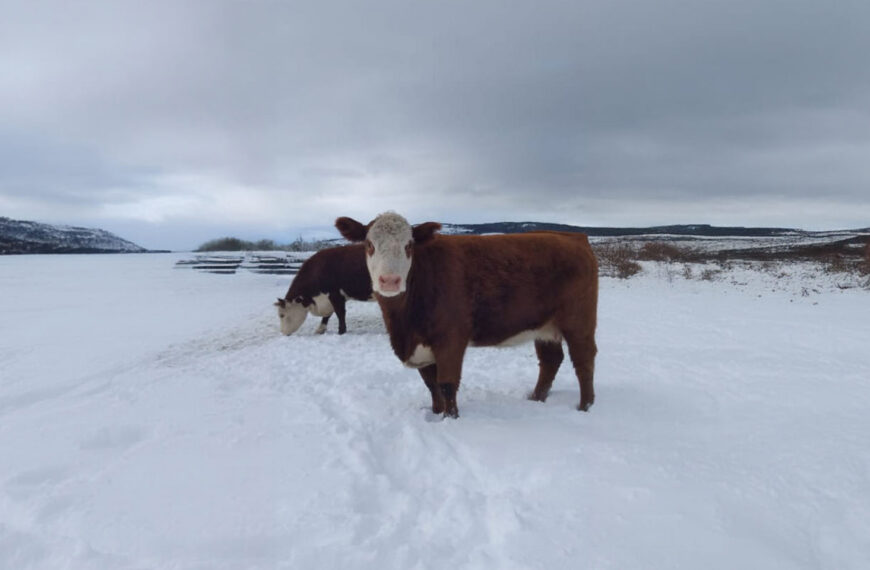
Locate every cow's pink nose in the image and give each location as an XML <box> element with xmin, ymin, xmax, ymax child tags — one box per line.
<box><xmin>378</xmin><ymin>274</ymin><xmax>401</xmax><ymax>291</ymax></box>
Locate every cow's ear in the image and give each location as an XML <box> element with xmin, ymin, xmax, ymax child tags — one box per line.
<box><xmin>412</xmin><ymin>222</ymin><xmax>441</xmax><ymax>244</ymax></box>
<box><xmin>275</xmin><ymin>298</ymin><xmax>286</xmax><ymax>307</ymax></box>
<box><xmin>335</xmin><ymin>217</ymin><xmax>368</xmax><ymax>242</ymax></box>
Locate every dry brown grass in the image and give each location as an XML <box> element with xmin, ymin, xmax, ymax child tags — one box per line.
<box><xmin>823</xmin><ymin>254</ymin><xmax>851</xmax><ymax>274</ymax></box>
<box><xmin>699</xmin><ymin>268</ymin><xmax>721</xmax><ymax>281</ymax></box>
<box><xmin>594</xmin><ymin>243</ymin><xmax>642</xmax><ymax>279</ymax></box>
<box><xmin>822</xmin><ymin>239</ymin><xmax>870</xmax><ymax>277</ymax></box>
<box><xmin>635</xmin><ymin>242</ymin><xmax>694</xmax><ymax>262</ymax></box>
<box><xmin>592</xmin><ymin>235</ymin><xmax>870</xmax><ymax>287</ymax></box>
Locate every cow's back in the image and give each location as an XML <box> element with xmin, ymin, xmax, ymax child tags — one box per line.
<box><xmin>287</xmin><ymin>243</ymin><xmax>370</xmax><ymax>300</ymax></box>
<box><xmin>329</xmin><ymin>243</ymin><xmax>372</xmax><ymax>300</ymax></box>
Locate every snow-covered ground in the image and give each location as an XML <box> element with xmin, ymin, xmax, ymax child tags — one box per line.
<box><xmin>1</xmin><ymin>253</ymin><xmax>869</xmax><ymax>569</ymax></box>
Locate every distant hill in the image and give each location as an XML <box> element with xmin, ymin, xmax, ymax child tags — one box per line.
<box><xmin>0</xmin><ymin>217</ymin><xmax>148</xmax><ymax>254</ymax></box>
<box><xmin>440</xmin><ymin>222</ymin><xmax>870</xmax><ymax>238</ymax></box>
<box><xmin>200</xmin><ymin>222</ymin><xmax>870</xmax><ymax>253</ymax></box>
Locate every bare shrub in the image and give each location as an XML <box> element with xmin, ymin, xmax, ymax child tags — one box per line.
<box><xmin>594</xmin><ymin>243</ymin><xmax>642</xmax><ymax>279</ymax></box>
<box><xmin>699</xmin><ymin>268</ymin><xmax>721</xmax><ymax>281</ymax></box>
<box><xmin>817</xmin><ymin>238</ymin><xmax>870</xmax><ymax>283</ymax></box>
<box><xmin>682</xmin><ymin>264</ymin><xmax>694</xmax><ymax>280</ymax></box>
<box><xmin>636</xmin><ymin>242</ymin><xmax>693</xmax><ymax>262</ymax></box>
<box><xmin>823</xmin><ymin>254</ymin><xmax>851</xmax><ymax>274</ymax></box>
<box><xmin>616</xmin><ymin>260</ymin><xmax>642</xmax><ymax>279</ymax></box>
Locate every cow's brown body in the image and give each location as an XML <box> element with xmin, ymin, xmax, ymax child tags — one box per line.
<box><xmin>280</xmin><ymin>244</ymin><xmax>372</xmax><ymax>334</ymax></box>
<box><xmin>337</xmin><ymin>214</ymin><xmax>599</xmax><ymax>417</ymax></box>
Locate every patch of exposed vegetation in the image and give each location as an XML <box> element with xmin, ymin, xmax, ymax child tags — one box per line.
<box><xmin>594</xmin><ymin>242</ymin><xmax>642</xmax><ymax>279</ymax></box>
<box><xmin>593</xmin><ymin>236</ymin><xmax>870</xmax><ymax>289</ymax></box>
<box><xmin>821</xmin><ymin>240</ymin><xmax>870</xmax><ymax>289</ymax></box>
<box><xmin>635</xmin><ymin>242</ymin><xmax>696</xmax><ymax>262</ymax></box>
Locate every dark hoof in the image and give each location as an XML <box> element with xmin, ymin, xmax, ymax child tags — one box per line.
<box><xmin>527</xmin><ymin>391</ymin><xmax>547</xmax><ymax>402</ymax></box>
<box><xmin>577</xmin><ymin>401</ymin><xmax>594</xmax><ymax>412</ymax></box>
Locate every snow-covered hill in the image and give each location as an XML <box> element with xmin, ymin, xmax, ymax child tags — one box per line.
<box><xmin>1</xmin><ymin>253</ymin><xmax>868</xmax><ymax>568</ymax></box>
<box><xmin>0</xmin><ymin>217</ymin><xmax>146</xmax><ymax>254</ymax></box>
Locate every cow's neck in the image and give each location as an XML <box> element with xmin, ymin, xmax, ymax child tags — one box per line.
<box><xmin>376</xmin><ymin>291</ymin><xmax>419</xmax><ymax>362</ymax></box>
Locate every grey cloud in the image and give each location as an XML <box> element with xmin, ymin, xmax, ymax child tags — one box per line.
<box><xmin>0</xmin><ymin>131</ymin><xmax>151</xmax><ymax>203</ymax></box>
<box><xmin>1</xmin><ymin>0</ymin><xmax>869</xmax><ymax>249</ymax></box>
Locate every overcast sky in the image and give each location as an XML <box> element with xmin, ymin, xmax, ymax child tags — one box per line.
<box><xmin>2</xmin><ymin>0</ymin><xmax>869</xmax><ymax>250</ymax></box>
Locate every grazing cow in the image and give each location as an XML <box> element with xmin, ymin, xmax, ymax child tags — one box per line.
<box><xmin>275</xmin><ymin>244</ymin><xmax>372</xmax><ymax>335</ymax></box>
<box><xmin>335</xmin><ymin>212</ymin><xmax>599</xmax><ymax>418</ymax></box>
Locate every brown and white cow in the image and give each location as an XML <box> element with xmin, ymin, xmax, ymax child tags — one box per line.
<box><xmin>275</xmin><ymin>244</ymin><xmax>372</xmax><ymax>335</ymax></box>
<box><xmin>335</xmin><ymin>212</ymin><xmax>599</xmax><ymax>418</ymax></box>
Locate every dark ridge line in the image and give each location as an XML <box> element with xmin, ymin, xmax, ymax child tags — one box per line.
<box><xmin>443</xmin><ymin>222</ymin><xmax>870</xmax><ymax>238</ymax></box>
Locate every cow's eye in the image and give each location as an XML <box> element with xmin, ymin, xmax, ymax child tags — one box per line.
<box><xmin>365</xmin><ymin>240</ymin><xmax>375</xmax><ymax>256</ymax></box>
<box><xmin>405</xmin><ymin>241</ymin><xmax>413</xmax><ymax>258</ymax></box>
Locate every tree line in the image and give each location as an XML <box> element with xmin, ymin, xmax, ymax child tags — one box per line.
<box><xmin>195</xmin><ymin>236</ymin><xmax>336</xmax><ymax>252</ymax></box>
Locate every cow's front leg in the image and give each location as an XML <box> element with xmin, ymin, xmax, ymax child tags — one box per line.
<box><xmin>418</xmin><ymin>364</ymin><xmax>445</xmax><ymax>414</ymax></box>
<box><xmin>433</xmin><ymin>343</ymin><xmax>466</xmax><ymax>418</ymax></box>
<box><xmin>439</xmin><ymin>383</ymin><xmax>459</xmax><ymax>418</ymax></box>
<box><xmin>328</xmin><ymin>292</ymin><xmax>348</xmax><ymax>334</ymax></box>
<box><xmin>315</xmin><ymin>315</ymin><xmax>330</xmax><ymax>334</ymax></box>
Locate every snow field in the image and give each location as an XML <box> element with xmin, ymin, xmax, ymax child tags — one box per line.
<box><xmin>1</xmin><ymin>253</ymin><xmax>869</xmax><ymax>569</ymax></box>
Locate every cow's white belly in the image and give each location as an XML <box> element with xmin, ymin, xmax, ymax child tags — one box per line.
<box><xmin>476</xmin><ymin>321</ymin><xmax>563</xmax><ymax>348</ymax></box>
<box><xmin>404</xmin><ymin>323</ymin><xmax>562</xmax><ymax>368</ymax></box>
<box><xmin>308</xmin><ymin>293</ymin><xmax>334</xmax><ymax>317</ymax></box>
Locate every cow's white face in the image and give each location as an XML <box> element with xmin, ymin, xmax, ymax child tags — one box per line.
<box><xmin>275</xmin><ymin>298</ymin><xmax>307</xmax><ymax>335</ymax></box>
<box><xmin>335</xmin><ymin>212</ymin><xmax>441</xmax><ymax>298</ymax></box>
<box><xmin>365</xmin><ymin>213</ymin><xmax>414</xmax><ymax>296</ymax></box>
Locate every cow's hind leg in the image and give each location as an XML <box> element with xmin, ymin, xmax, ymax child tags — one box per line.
<box><xmin>564</xmin><ymin>330</ymin><xmax>597</xmax><ymax>411</ymax></box>
<box><xmin>418</xmin><ymin>365</ymin><xmax>445</xmax><ymax>414</ymax></box>
<box><xmin>528</xmin><ymin>340</ymin><xmax>564</xmax><ymax>402</ymax></box>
